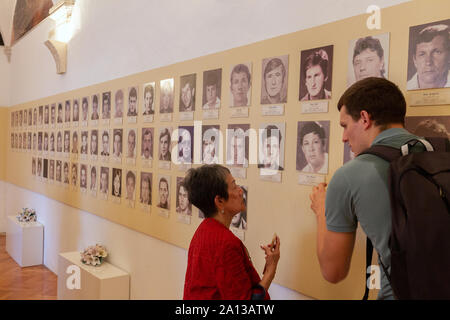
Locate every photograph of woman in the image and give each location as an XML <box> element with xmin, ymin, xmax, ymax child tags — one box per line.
<box><xmin>112</xmin><ymin>168</ymin><xmax>122</xmax><ymax>198</ymax></box>
<box><xmin>296</xmin><ymin>121</ymin><xmax>330</xmax><ymax>174</ymax></box>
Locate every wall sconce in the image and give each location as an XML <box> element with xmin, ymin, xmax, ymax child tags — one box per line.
<box><xmin>45</xmin><ymin>0</ymin><xmax>75</xmax><ymax>74</ymax></box>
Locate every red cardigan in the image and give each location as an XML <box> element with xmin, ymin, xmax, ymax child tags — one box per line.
<box><xmin>183</xmin><ymin>218</ymin><xmax>270</xmax><ymax>300</ymax></box>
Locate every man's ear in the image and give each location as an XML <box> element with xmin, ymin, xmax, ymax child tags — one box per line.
<box><xmin>359</xmin><ymin>110</ymin><xmax>373</xmax><ymax>129</ymax></box>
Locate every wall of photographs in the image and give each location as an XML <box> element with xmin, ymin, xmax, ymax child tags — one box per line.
<box><xmin>4</xmin><ymin>0</ymin><xmax>450</xmax><ymax>299</ymax></box>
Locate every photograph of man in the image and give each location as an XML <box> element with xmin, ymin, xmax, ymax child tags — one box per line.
<box><xmin>43</xmin><ymin>159</ymin><xmax>48</xmax><ymax>179</ymax></box>
<box><xmin>64</xmin><ymin>100</ymin><xmax>71</xmax><ymax>123</ymax></box>
<box><xmin>28</xmin><ymin>108</ymin><xmax>32</xmax><ymax>126</ymax></box>
<box><xmin>80</xmin><ymin>131</ymin><xmax>88</xmax><ymax>154</ymax></box>
<box><xmin>159</xmin><ymin>127</ymin><xmax>172</xmax><ymax>161</ymax></box>
<box><xmin>407</xmin><ymin>20</ymin><xmax>450</xmax><ymax>90</ymax></box>
<box><xmin>300</xmin><ymin>46</ymin><xmax>333</xmax><ymax>101</ymax></box>
<box><xmin>141</xmin><ymin>128</ymin><xmax>154</xmax><ymax>160</ymax></box>
<box><xmin>37</xmin><ymin>158</ymin><xmax>42</xmax><ymax>177</ymax></box>
<box><xmin>229</xmin><ymin>63</ymin><xmax>252</xmax><ymax>107</ymax></box>
<box><xmin>258</xmin><ymin>123</ymin><xmax>285</xmax><ymax>170</ymax></box>
<box><xmin>50</xmin><ymin>104</ymin><xmax>56</xmax><ymax>125</ymax></box>
<box><xmin>101</xmin><ymin>130</ymin><xmax>110</xmax><ymax>156</ymax></box>
<box><xmin>405</xmin><ymin>115</ymin><xmax>450</xmax><ymax>139</ymax></box>
<box><xmin>90</xmin><ymin>166</ymin><xmax>97</xmax><ymax>192</ymax></box>
<box><xmin>102</xmin><ymin>92</ymin><xmax>111</xmax><ymax>119</ymax></box>
<box><xmin>63</xmin><ymin>130</ymin><xmax>70</xmax><ymax>153</ymax></box>
<box><xmin>100</xmin><ymin>167</ymin><xmax>109</xmax><ymax>195</ymax></box>
<box><xmin>38</xmin><ymin>105</ymin><xmax>43</xmax><ymax>125</ymax></box>
<box><xmin>125</xmin><ymin>170</ymin><xmax>136</xmax><ymax>202</ymax></box>
<box><xmin>90</xmin><ymin>130</ymin><xmax>98</xmax><ymax>156</ymax></box>
<box><xmin>27</xmin><ymin>132</ymin><xmax>32</xmax><ymax>150</ymax></box>
<box><xmin>24</xmin><ymin>110</ymin><xmax>27</xmax><ymax>127</ymax></box>
<box><xmin>126</xmin><ymin>128</ymin><xmax>137</xmax><ymax>159</ymax></box>
<box><xmin>112</xmin><ymin>168</ymin><xmax>122</xmax><ymax>198</ymax></box>
<box><xmin>226</xmin><ymin>124</ymin><xmax>249</xmax><ymax>167</ymax></box>
<box><xmin>49</xmin><ymin>160</ymin><xmax>54</xmax><ymax>180</ymax></box>
<box><xmin>44</xmin><ymin>105</ymin><xmax>49</xmax><ymax>125</ymax></box>
<box><xmin>33</xmin><ymin>107</ymin><xmax>38</xmax><ymax>125</ymax></box>
<box><xmin>80</xmin><ymin>164</ymin><xmax>87</xmax><ymax>189</ymax></box>
<box><xmin>19</xmin><ymin>111</ymin><xmax>23</xmax><ymax>127</ymax></box>
<box><xmin>63</xmin><ymin>162</ymin><xmax>69</xmax><ymax>184</ymax></box>
<box><xmin>32</xmin><ymin>158</ymin><xmax>36</xmax><ymax>175</ymax></box>
<box><xmin>261</xmin><ymin>55</ymin><xmax>289</xmax><ymax>104</ymax></box>
<box><xmin>37</xmin><ymin>132</ymin><xmax>43</xmax><ymax>151</ymax></box>
<box><xmin>81</xmin><ymin>97</ymin><xmax>89</xmax><ymax>122</ymax></box>
<box><xmin>157</xmin><ymin>176</ymin><xmax>170</xmax><ymax>210</ymax></box>
<box><xmin>202</xmin><ymin>125</ymin><xmax>220</xmax><ymax>164</ymax></box>
<box><xmin>113</xmin><ymin>129</ymin><xmax>123</xmax><ymax>158</ymax></box>
<box><xmin>72</xmin><ymin>131</ymin><xmax>78</xmax><ymax>154</ymax></box>
<box><xmin>73</xmin><ymin>99</ymin><xmax>79</xmax><ymax>122</ymax></box>
<box><xmin>140</xmin><ymin>172</ymin><xmax>152</xmax><ymax>205</ymax></box>
<box><xmin>56</xmin><ymin>131</ymin><xmax>62</xmax><ymax>152</ymax></box>
<box><xmin>143</xmin><ymin>83</ymin><xmax>155</xmax><ymax>115</ymax></box>
<box><xmin>114</xmin><ymin>89</ymin><xmax>124</xmax><ymax>119</ymax></box>
<box><xmin>43</xmin><ymin>132</ymin><xmax>48</xmax><ymax>152</ymax></box>
<box><xmin>71</xmin><ymin>163</ymin><xmax>78</xmax><ymax>187</ymax></box>
<box><xmin>202</xmin><ymin>69</ymin><xmax>222</xmax><ymax>109</ymax></box>
<box><xmin>178</xmin><ymin>126</ymin><xmax>194</xmax><ymax>164</ymax></box>
<box><xmin>91</xmin><ymin>94</ymin><xmax>100</xmax><ymax>120</ymax></box>
<box><xmin>57</xmin><ymin>103</ymin><xmax>63</xmax><ymax>124</ymax></box>
<box><xmin>160</xmin><ymin>78</ymin><xmax>174</xmax><ymax>114</ymax></box>
<box><xmin>231</xmin><ymin>185</ymin><xmax>248</xmax><ymax>230</ymax></box>
<box><xmin>296</xmin><ymin>121</ymin><xmax>330</xmax><ymax>174</ymax></box>
<box><xmin>348</xmin><ymin>33</ymin><xmax>389</xmax><ymax>86</ymax></box>
<box><xmin>55</xmin><ymin>160</ymin><xmax>62</xmax><ymax>182</ymax></box>
<box><xmin>179</xmin><ymin>74</ymin><xmax>196</xmax><ymax>112</ymax></box>
<box><xmin>127</xmin><ymin>87</ymin><xmax>138</xmax><ymax>117</ymax></box>
<box><xmin>176</xmin><ymin>177</ymin><xmax>192</xmax><ymax>216</ymax></box>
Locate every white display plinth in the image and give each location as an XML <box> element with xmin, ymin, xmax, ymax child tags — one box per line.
<box><xmin>57</xmin><ymin>251</ymin><xmax>130</xmax><ymax>300</ymax></box>
<box><xmin>6</xmin><ymin>215</ymin><xmax>44</xmax><ymax>267</ymax></box>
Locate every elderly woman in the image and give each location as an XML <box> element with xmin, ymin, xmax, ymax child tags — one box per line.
<box><xmin>299</xmin><ymin>121</ymin><xmax>328</xmax><ymax>174</ymax></box>
<box><xmin>183</xmin><ymin>165</ymin><xmax>280</xmax><ymax>300</ymax></box>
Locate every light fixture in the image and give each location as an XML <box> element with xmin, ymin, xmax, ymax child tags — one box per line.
<box><xmin>45</xmin><ymin>0</ymin><xmax>75</xmax><ymax>74</ymax></box>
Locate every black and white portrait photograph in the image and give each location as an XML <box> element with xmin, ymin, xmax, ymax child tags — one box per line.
<box><xmin>55</xmin><ymin>160</ymin><xmax>62</xmax><ymax>182</ymax></box>
<box><xmin>72</xmin><ymin>99</ymin><xmax>79</xmax><ymax>123</ymax></box>
<box><xmin>179</xmin><ymin>74</ymin><xmax>196</xmax><ymax>112</ymax></box>
<box><xmin>258</xmin><ymin>123</ymin><xmax>286</xmax><ymax>170</ymax></box>
<box><xmin>43</xmin><ymin>158</ymin><xmax>48</xmax><ymax>179</ymax></box>
<box><xmin>176</xmin><ymin>177</ymin><xmax>192</xmax><ymax>217</ymax></box>
<box><xmin>143</xmin><ymin>82</ymin><xmax>155</xmax><ymax>116</ymax></box>
<box><xmin>112</xmin><ymin>168</ymin><xmax>122</xmax><ymax>198</ymax></box>
<box><xmin>63</xmin><ymin>130</ymin><xmax>70</xmax><ymax>154</ymax></box>
<box><xmin>99</xmin><ymin>166</ymin><xmax>109</xmax><ymax>196</ymax></box>
<box><xmin>407</xmin><ymin>19</ymin><xmax>450</xmax><ymax>90</ymax></box>
<box><xmin>202</xmin><ymin>124</ymin><xmax>220</xmax><ymax>164</ymax></box>
<box><xmin>44</xmin><ymin>105</ymin><xmax>49</xmax><ymax>125</ymax></box>
<box><xmin>64</xmin><ymin>100</ymin><xmax>71</xmax><ymax>123</ymax></box>
<box><xmin>91</xmin><ymin>94</ymin><xmax>100</xmax><ymax>121</ymax></box>
<box><xmin>32</xmin><ymin>157</ymin><xmax>36</xmax><ymax>175</ymax></box>
<box><xmin>102</xmin><ymin>91</ymin><xmax>111</xmax><ymax>119</ymax></box>
<box><xmin>260</xmin><ymin>55</ymin><xmax>289</xmax><ymax>104</ymax></box>
<box><xmin>300</xmin><ymin>45</ymin><xmax>333</xmax><ymax>101</ymax></box>
<box><xmin>127</xmin><ymin>86</ymin><xmax>138</xmax><ymax>118</ymax></box>
<box><xmin>140</xmin><ymin>172</ymin><xmax>152</xmax><ymax>206</ymax></box>
<box><xmin>71</xmin><ymin>131</ymin><xmax>78</xmax><ymax>154</ymax></box>
<box><xmin>202</xmin><ymin>69</ymin><xmax>222</xmax><ymax>110</ymax></box>
<box><xmin>296</xmin><ymin>121</ymin><xmax>330</xmax><ymax>174</ymax></box>
<box><xmin>90</xmin><ymin>165</ymin><xmax>98</xmax><ymax>194</ymax></box>
<box><xmin>90</xmin><ymin>129</ymin><xmax>98</xmax><ymax>156</ymax></box>
<box><xmin>71</xmin><ymin>162</ymin><xmax>78</xmax><ymax>187</ymax></box>
<box><xmin>56</xmin><ymin>131</ymin><xmax>62</xmax><ymax>153</ymax></box>
<box><xmin>38</xmin><ymin>105</ymin><xmax>43</xmax><ymax>126</ymax></box>
<box><xmin>229</xmin><ymin>63</ymin><xmax>252</xmax><ymax>107</ymax></box>
<box><xmin>178</xmin><ymin>126</ymin><xmax>194</xmax><ymax>164</ymax></box>
<box><xmin>126</xmin><ymin>128</ymin><xmax>137</xmax><ymax>159</ymax></box>
<box><xmin>80</xmin><ymin>131</ymin><xmax>88</xmax><ymax>155</ymax></box>
<box><xmin>112</xmin><ymin>128</ymin><xmax>123</xmax><ymax>158</ymax></box>
<box><xmin>48</xmin><ymin>159</ymin><xmax>54</xmax><ymax>180</ymax></box>
<box><xmin>160</xmin><ymin>78</ymin><xmax>174</xmax><ymax>114</ymax></box>
<box><xmin>159</xmin><ymin>127</ymin><xmax>172</xmax><ymax>161</ymax></box>
<box><xmin>141</xmin><ymin>127</ymin><xmax>154</xmax><ymax>161</ymax></box>
<box><xmin>405</xmin><ymin>115</ymin><xmax>450</xmax><ymax>139</ymax></box>
<box><xmin>81</xmin><ymin>97</ymin><xmax>89</xmax><ymax>122</ymax></box>
<box><xmin>347</xmin><ymin>33</ymin><xmax>390</xmax><ymax>86</ymax></box>
<box><xmin>157</xmin><ymin>175</ymin><xmax>170</xmax><ymax>210</ymax></box>
<box><xmin>114</xmin><ymin>89</ymin><xmax>124</xmax><ymax>119</ymax></box>
<box><xmin>226</xmin><ymin>124</ymin><xmax>250</xmax><ymax>167</ymax></box>
<box><xmin>125</xmin><ymin>170</ymin><xmax>136</xmax><ymax>205</ymax></box>
<box><xmin>80</xmin><ymin>164</ymin><xmax>88</xmax><ymax>190</ymax></box>
<box><xmin>100</xmin><ymin>130</ymin><xmax>110</xmax><ymax>157</ymax></box>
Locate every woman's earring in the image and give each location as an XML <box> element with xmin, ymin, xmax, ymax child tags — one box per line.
<box><xmin>221</xmin><ymin>209</ymin><xmax>224</xmax><ymax>214</ymax></box>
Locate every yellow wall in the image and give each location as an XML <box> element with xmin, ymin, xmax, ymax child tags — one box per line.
<box><xmin>5</xmin><ymin>0</ymin><xmax>450</xmax><ymax>299</ymax></box>
<box><xmin>0</xmin><ymin>108</ymin><xmax>6</xmax><ymax>180</ymax></box>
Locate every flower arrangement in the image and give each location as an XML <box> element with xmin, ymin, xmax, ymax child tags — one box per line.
<box><xmin>17</xmin><ymin>208</ymin><xmax>37</xmax><ymax>223</ymax></box>
<box><xmin>80</xmin><ymin>244</ymin><xmax>108</xmax><ymax>266</ymax></box>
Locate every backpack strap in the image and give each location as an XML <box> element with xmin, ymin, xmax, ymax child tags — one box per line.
<box><xmin>359</xmin><ymin>144</ymin><xmax>402</xmax><ymax>162</ymax></box>
<box><xmin>363</xmin><ymin>237</ymin><xmax>373</xmax><ymax>300</ymax></box>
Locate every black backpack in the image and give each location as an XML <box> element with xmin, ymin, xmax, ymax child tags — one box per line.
<box><xmin>360</xmin><ymin>137</ymin><xmax>450</xmax><ymax>300</ymax></box>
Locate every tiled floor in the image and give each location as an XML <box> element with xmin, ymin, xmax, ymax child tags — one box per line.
<box><xmin>0</xmin><ymin>234</ymin><xmax>57</xmax><ymax>299</ymax></box>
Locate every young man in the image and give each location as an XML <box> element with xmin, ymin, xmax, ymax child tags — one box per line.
<box><xmin>309</xmin><ymin>77</ymin><xmax>419</xmax><ymax>300</ymax></box>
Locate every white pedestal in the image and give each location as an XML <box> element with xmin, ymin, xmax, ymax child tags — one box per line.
<box><xmin>6</xmin><ymin>215</ymin><xmax>44</xmax><ymax>267</ymax></box>
<box><xmin>57</xmin><ymin>251</ymin><xmax>130</xmax><ymax>300</ymax></box>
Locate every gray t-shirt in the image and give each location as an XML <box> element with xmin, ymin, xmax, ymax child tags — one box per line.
<box><xmin>325</xmin><ymin>128</ymin><xmax>421</xmax><ymax>300</ymax></box>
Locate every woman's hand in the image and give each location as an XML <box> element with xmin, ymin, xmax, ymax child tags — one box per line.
<box><xmin>260</xmin><ymin>235</ymin><xmax>280</xmax><ymax>279</ymax></box>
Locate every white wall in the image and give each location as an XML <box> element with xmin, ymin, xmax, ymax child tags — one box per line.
<box><xmin>1</xmin><ymin>0</ymin><xmax>410</xmax><ymax>299</ymax></box>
